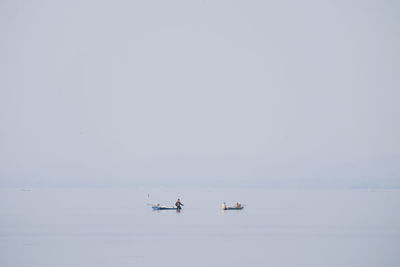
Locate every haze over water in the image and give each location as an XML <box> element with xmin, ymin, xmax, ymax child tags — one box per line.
<box><xmin>1</xmin><ymin>0</ymin><xmax>399</xmax><ymax>189</ymax></box>
<box><xmin>1</xmin><ymin>0</ymin><xmax>399</xmax><ymax>266</ymax></box>
<box><xmin>1</xmin><ymin>187</ymin><xmax>399</xmax><ymax>267</ymax></box>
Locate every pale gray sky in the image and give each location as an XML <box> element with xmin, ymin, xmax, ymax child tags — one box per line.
<box><xmin>0</xmin><ymin>0</ymin><xmax>399</xmax><ymax>187</ymax></box>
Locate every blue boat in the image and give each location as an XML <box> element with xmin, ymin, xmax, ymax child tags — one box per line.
<box><xmin>152</xmin><ymin>206</ymin><xmax>180</xmax><ymax>210</ymax></box>
<box><xmin>224</xmin><ymin>206</ymin><xmax>244</xmax><ymax>210</ymax></box>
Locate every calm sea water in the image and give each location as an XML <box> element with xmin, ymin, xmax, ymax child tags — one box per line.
<box><xmin>0</xmin><ymin>187</ymin><xmax>399</xmax><ymax>267</ymax></box>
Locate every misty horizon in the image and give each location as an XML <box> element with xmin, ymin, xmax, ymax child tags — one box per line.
<box><xmin>1</xmin><ymin>0</ymin><xmax>399</xmax><ymax>189</ymax></box>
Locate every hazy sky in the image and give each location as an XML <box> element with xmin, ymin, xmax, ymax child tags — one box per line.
<box><xmin>0</xmin><ymin>0</ymin><xmax>399</xmax><ymax>187</ymax></box>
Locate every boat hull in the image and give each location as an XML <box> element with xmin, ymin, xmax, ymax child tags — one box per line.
<box><xmin>152</xmin><ymin>206</ymin><xmax>179</xmax><ymax>210</ymax></box>
<box><xmin>224</xmin><ymin>207</ymin><xmax>244</xmax><ymax>210</ymax></box>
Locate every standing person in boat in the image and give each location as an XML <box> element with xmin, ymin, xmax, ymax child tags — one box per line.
<box><xmin>222</xmin><ymin>202</ymin><xmax>227</xmax><ymax>210</ymax></box>
<box><xmin>175</xmin><ymin>198</ymin><xmax>184</xmax><ymax>210</ymax></box>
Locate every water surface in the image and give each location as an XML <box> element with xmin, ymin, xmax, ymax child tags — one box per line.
<box><xmin>0</xmin><ymin>187</ymin><xmax>399</xmax><ymax>267</ymax></box>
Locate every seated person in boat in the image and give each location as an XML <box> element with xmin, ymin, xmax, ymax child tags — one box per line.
<box><xmin>235</xmin><ymin>202</ymin><xmax>242</xmax><ymax>208</ymax></box>
<box><xmin>175</xmin><ymin>198</ymin><xmax>184</xmax><ymax>209</ymax></box>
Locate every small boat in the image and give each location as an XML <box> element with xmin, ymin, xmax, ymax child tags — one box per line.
<box><xmin>222</xmin><ymin>202</ymin><xmax>244</xmax><ymax>210</ymax></box>
<box><xmin>152</xmin><ymin>205</ymin><xmax>180</xmax><ymax>210</ymax></box>
<box><xmin>224</xmin><ymin>206</ymin><xmax>244</xmax><ymax>210</ymax></box>
<box><xmin>22</xmin><ymin>186</ymin><xmax>33</xmax><ymax>191</ymax></box>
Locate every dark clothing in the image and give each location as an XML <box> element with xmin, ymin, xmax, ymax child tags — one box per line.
<box><xmin>175</xmin><ymin>201</ymin><xmax>184</xmax><ymax>209</ymax></box>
